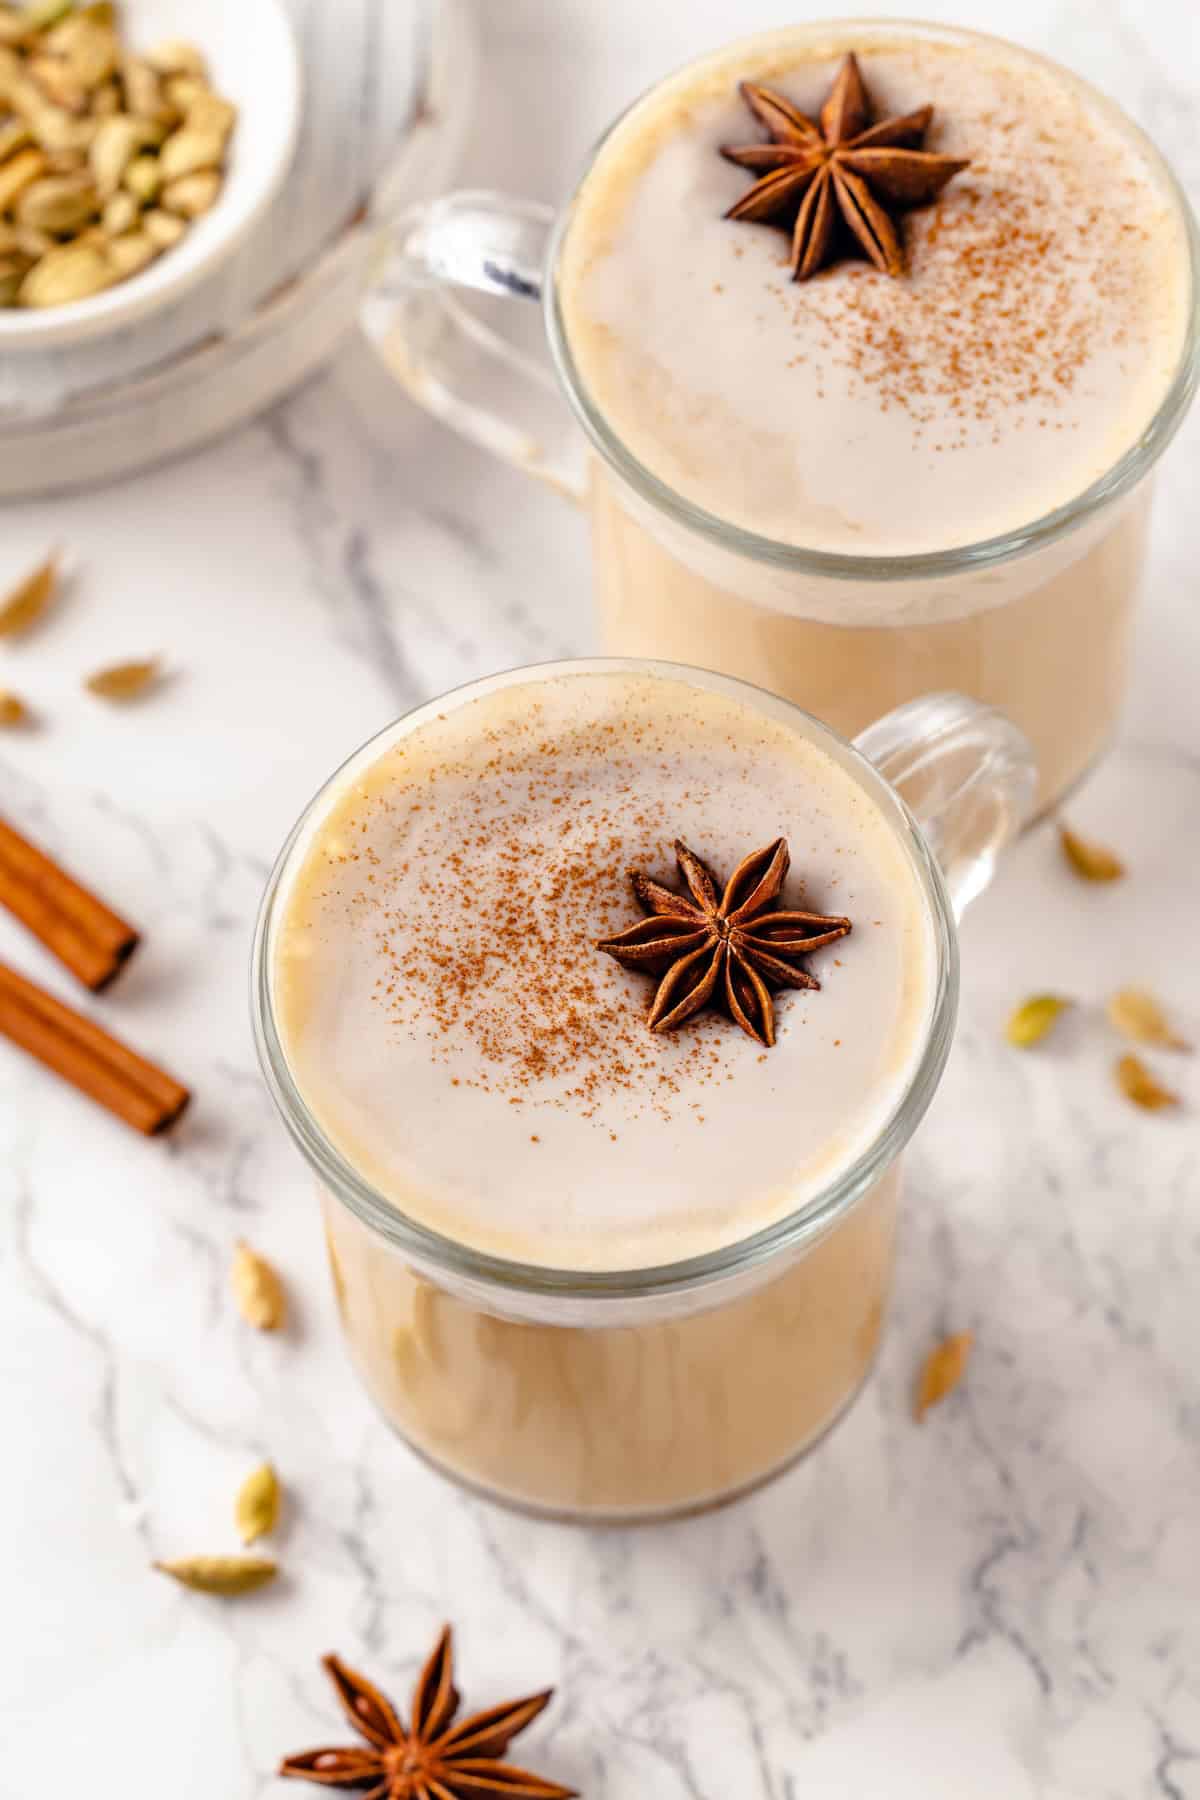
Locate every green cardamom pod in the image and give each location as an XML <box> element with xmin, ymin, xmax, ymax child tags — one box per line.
<box><xmin>231</xmin><ymin>1239</ymin><xmax>287</xmax><ymax>1330</ymax></box>
<box><xmin>84</xmin><ymin>656</ymin><xmax>162</xmax><ymax>701</ymax></box>
<box><xmin>0</xmin><ymin>550</ymin><xmax>59</xmax><ymax>638</ymax></box>
<box><xmin>153</xmin><ymin>1554</ymin><xmax>278</xmax><ymax>1596</ymax></box>
<box><xmin>234</xmin><ymin>1462</ymin><xmax>280</xmax><ymax>1545</ymax></box>
<box><xmin>1059</xmin><ymin>824</ymin><xmax>1125</xmax><ymax>882</ymax></box>
<box><xmin>1107</xmin><ymin>988</ymin><xmax>1191</xmax><ymax>1052</ymax></box>
<box><xmin>1005</xmin><ymin>993</ymin><xmax>1070</xmax><ymax>1049</ymax></box>
<box><xmin>1115</xmin><ymin>1053</ymin><xmax>1179</xmax><ymax>1113</ymax></box>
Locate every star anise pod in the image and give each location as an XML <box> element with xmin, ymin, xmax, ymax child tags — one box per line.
<box><xmin>721</xmin><ymin>52</ymin><xmax>969</xmax><ymax>280</ymax></box>
<box><xmin>596</xmin><ymin>837</ymin><xmax>851</xmax><ymax>1048</ymax></box>
<box><xmin>279</xmin><ymin>1628</ymin><xmax>576</xmax><ymax>1800</ymax></box>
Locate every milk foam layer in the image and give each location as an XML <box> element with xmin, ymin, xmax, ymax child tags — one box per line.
<box><xmin>274</xmin><ymin>671</ymin><xmax>933</xmax><ymax>1270</ymax></box>
<box><xmin>559</xmin><ymin>25</ymin><xmax>1192</xmax><ymax>556</ymax></box>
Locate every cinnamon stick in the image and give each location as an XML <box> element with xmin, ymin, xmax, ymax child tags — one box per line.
<box><xmin>0</xmin><ymin>959</ymin><xmax>188</xmax><ymax>1134</ymax></box>
<box><xmin>0</xmin><ymin>815</ymin><xmax>139</xmax><ymax>990</ymax></box>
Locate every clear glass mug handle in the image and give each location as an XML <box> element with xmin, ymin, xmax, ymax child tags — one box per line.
<box><xmin>855</xmin><ymin>693</ymin><xmax>1037</xmax><ymax>916</ymax></box>
<box><xmin>360</xmin><ymin>190</ymin><xmax>584</xmax><ymax>497</ymax></box>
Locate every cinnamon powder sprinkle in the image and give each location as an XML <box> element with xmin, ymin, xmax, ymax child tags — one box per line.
<box><xmin>764</xmin><ymin>99</ymin><xmax>1168</xmax><ymax>447</ymax></box>
<box><xmin>306</xmin><ymin>702</ymin><xmax>850</xmax><ymax>1128</ymax></box>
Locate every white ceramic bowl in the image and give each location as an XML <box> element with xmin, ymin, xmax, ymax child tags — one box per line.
<box><xmin>0</xmin><ymin>0</ymin><xmax>301</xmax><ymax>350</ymax></box>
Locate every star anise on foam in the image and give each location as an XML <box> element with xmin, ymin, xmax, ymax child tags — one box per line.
<box><xmin>721</xmin><ymin>52</ymin><xmax>969</xmax><ymax>280</ymax></box>
<box><xmin>596</xmin><ymin>837</ymin><xmax>851</xmax><ymax>1049</ymax></box>
<box><xmin>279</xmin><ymin>1629</ymin><xmax>576</xmax><ymax>1800</ymax></box>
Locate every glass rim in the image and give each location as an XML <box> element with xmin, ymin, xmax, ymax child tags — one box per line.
<box><xmin>544</xmin><ymin>17</ymin><xmax>1200</xmax><ymax>581</ymax></box>
<box><xmin>251</xmin><ymin>656</ymin><xmax>960</xmax><ymax>1305</ymax></box>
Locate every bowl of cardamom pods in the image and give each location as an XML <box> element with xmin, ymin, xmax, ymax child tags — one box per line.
<box><xmin>0</xmin><ymin>0</ymin><xmax>300</xmax><ymax>347</ymax></box>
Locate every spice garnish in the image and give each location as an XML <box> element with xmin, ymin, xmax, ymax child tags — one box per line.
<box><xmin>0</xmin><ymin>550</ymin><xmax>59</xmax><ymax>637</ymax></box>
<box><xmin>1005</xmin><ymin>993</ymin><xmax>1071</xmax><ymax>1049</ymax></box>
<box><xmin>596</xmin><ymin>836</ymin><xmax>850</xmax><ymax>1048</ymax></box>
<box><xmin>1115</xmin><ymin>1053</ymin><xmax>1180</xmax><ymax>1113</ymax></box>
<box><xmin>721</xmin><ymin>53</ymin><xmax>969</xmax><ymax>280</ymax></box>
<box><xmin>280</xmin><ymin>1628</ymin><xmax>576</xmax><ymax>1799</ymax></box>
<box><xmin>0</xmin><ymin>9</ymin><xmax>236</xmax><ymax>312</ymax></box>
<box><xmin>0</xmin><ymin>814</ymin><xmax>140</xmax><ymax>990</ymax></box>
<box><xmin>0</xmin><ymin>955</ymin><xmax>188</xmax><ymax>1133</ymax></box>
<box><xmin>914</xmin><ymin>1330</ymin><xmax>973</xmax><ymax>1421</ymax></box>
<box><xmin>1058</xmin><ymin>824</ymin><xmax>1124</xmax><ymax>883</ymax></box>
<box><xmin>0</xmin><ymin>691</ymin><xmax>31</xmax><ymax>726</ymax></box>
<box><xmin>231</xmin><ymin>1240</ymin><xmax>287</xmax><ymax>1331</ymax></box>
<box><xmin>84</xmin><ymin>656</ymin><xmax>162</xmax><ymax>700</ymax></box>
<box><xmin>235</xmin><ymin>1462</ymin><xmax>281</xmax><ymax>1545</ymax></box>
<box><xmin>153</xmin><ymin>1554</ymin><xmax>278</xmax><ymax>1596</ymax></box>
<box><xmin>1107</xmin><ymin>988</ymin><xmax>1190</xmax><ymax>1052</ymax></box>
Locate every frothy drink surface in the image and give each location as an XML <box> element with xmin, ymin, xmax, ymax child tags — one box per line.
<box><xmin>558</xmin><ymin>27</ymin><xmax>1190</xmax><ymax>554</ymax></box>
<box><xmin>274</xmin><ymin>672</ymin><xmax>932</xmax><ymax>1270</ymax></box>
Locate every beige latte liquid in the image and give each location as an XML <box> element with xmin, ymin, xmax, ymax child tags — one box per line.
<box><xmin>271</xmin><ymin>670</ymin><xmax>934</xmax><ymax>1517</ymax></box>
<box><xmin>558</xmin><ymin>26</ymin><xmax>1192</xmax><ymax>811</ymax></box>
<box><xmin>323</xmin><ymin>1165</ymin><xmax>899</xmax><ymax>1518</ymax></box>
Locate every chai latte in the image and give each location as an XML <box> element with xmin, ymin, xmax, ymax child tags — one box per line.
<box><xmin>556</xmin><ymin>25</ymin><xmax>1194</xmax><ymax>809</ymax></box>
<box><xmin>272</xmin><ymin>668</ymin><xmax>936</xmax><ymax>1515</ymax></box>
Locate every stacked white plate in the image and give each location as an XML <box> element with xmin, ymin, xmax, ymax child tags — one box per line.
<box><xmin>0</xmin><ymin>0</ymin><xmax>476</xmax><ymax>496</ymax></box>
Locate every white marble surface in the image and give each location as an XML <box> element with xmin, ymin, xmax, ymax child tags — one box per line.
<box><xmin>2</xmin><ymin>2</ymin><xmax>1199</xmax><ymax>1795</ymax></box>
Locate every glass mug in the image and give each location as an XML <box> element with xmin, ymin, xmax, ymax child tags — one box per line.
<box><xmin>253</xmin><ymin>661</ymin><xmax>1036</xmax><ymax>1520</ymax></box>
<box><xmin>359</xmin><ymin>20</ymin><xmax>1200</xmax><ymax>818</ymax></box>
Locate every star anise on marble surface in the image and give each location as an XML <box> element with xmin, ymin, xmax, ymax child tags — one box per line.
<box><xmin>279</xmin><ymin>1629</ymin><xmax>576</xmax><ymax>1800</ymax></box>
<box><xmin>596</xmin><ymin>837</ymin><xmax>851</xmax><ymax>1048</ymax></box>
<box><xmin>721</xmin><ymin>52</ymin><xmax>969</xmax><ymax>280</ymax></box>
